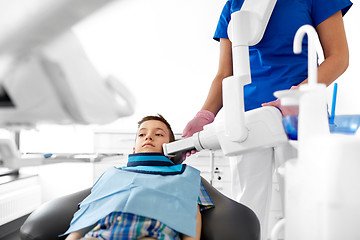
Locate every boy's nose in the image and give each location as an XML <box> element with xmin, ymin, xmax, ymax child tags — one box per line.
<box><xmin>145</xmin><ymin>136</ymin><xmax>153</xmax><ymax>140</ymax></box>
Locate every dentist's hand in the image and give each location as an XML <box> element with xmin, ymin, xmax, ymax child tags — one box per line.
<box><xmin>182</xmin><ymin>110</ymin><xmax>215</xmax><ymax>159</ymax></box>
<box><xmin>261</xmin><ymin>98</ymin><xmax>281</xmax><ymax>109</ymax></box>
<box><xmin>261</xmin><ymin>85</ymin><xmax>299</xmax><ymax>116</ymax></box>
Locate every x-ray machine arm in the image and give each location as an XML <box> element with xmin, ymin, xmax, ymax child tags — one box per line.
<box><xmin>163</xmin><ymin>0</ymin><xmax>287</xmax><ymax>157</ymax></box>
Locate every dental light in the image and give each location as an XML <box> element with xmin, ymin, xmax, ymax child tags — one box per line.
<box><xmin>163</xmin><ymin>0</ymin><xmax>287</xmax><ymax>158</ymax></box>
<box><xmin>0</xmin><ymin>0</ymin><xmax>135</xmax><ymax>169</ymax></box>
<box><xmin>0</xmin><ymin>0</ymin><xmax>134</xmax><ymax>128</ymax></box>
<box><xmin>0</xmin><ymin>31</ymin><xmax>135</xmax><ymax>127</ymax></box>
<box><xmin>0</xmin><ymin>0</ymin><xmax>116</xmax><ymax>56</ymax></box>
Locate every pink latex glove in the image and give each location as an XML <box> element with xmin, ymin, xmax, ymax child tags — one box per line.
<box><xmin>182</xmin><ymin>110</ymin><xmax>215</xmax><ymax>158</ymax></box>
<box><xmin>262</xmin><ymin>85</ymin><xmax>299</xmax><ymax>116</ymax></box>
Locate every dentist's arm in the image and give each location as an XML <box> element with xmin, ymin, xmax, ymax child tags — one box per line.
<box><xmin>315</xmin><ymin>10</ymin><xmax>349</xmax><ymax>86</ymax></box>
<box><xmin>201</xmin><ymin>38</ymin><xmax>233</xmax><ymax>116</ymax></box>
<box><xmin>182</xmin><ymin>38</ymin><xmax>233</xmax><ymax>140</ymax></box>
<box><xmin>263</xmin><ymin>10</ymin><xmax>349</xmax><ymax>110</ymax></box>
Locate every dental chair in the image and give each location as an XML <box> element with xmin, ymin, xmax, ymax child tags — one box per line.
<box><xmin>20</xmin><ymin>177</ymin><xmax>260</xmax><ymax>240</ymax></box>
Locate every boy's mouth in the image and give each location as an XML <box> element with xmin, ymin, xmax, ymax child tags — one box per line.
<box><xmin>143</xmin><ymin>143</ymin><xmax>155</xmax><ymax>147</ymax></box>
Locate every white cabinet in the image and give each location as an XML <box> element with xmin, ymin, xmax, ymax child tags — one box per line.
<box><xmin>0</xmin><ymin>174</ymin><xmax>41</xmax><ymax>226</ymax></box>
<box><xmin>186</xmin><ymin>150</ymin><xmax>232</xmax><ymax>199</ymax></box>
<box><xmin>92</xmin><ymin>155</ymin><xmax>127</xmax><ymax>182</ymax></box>
<box><xmin>38</xmin><ymin>162</ymin><xmax>94</xmax><ymax>202</ymax></box>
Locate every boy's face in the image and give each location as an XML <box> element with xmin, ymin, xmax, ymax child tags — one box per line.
<box><xmin>134</xmin><ymin>120</ymin><xmax>171</xmax><ymax>153</ymax></box>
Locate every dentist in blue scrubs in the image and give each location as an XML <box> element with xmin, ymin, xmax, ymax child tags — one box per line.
<box><xmin>182</xmin><ymin>0</ymin><xmax>352</xmax><ymax>239</ymax></box>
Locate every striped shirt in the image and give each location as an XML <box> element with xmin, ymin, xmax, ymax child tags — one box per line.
<box><xmin>84</xmin><ymin>181</ymin><xmax>214</xmax><ymax>240</ymax></box>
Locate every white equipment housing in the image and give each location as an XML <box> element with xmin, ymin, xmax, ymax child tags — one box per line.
<box><xmin>0</xmin><ymin>0</ymin><xmax>135</xmax><ymax>169</ymax></box>
<box><xmin>0</xmin><ymin>32</ymin><xmax>135</xmax><ymax>127</ymax></box>
<box><xmin>272</xmin><ymin>25</ymin><xmax>360</xmax><ymax>240</ymax></box>
<box><xmin>163</xmin><ymin>0</ymin><xmax>287</xmax><ymax>157</ymax></box>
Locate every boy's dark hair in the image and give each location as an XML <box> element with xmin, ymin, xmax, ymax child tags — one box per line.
<box><xmin>137</xmin><ymin>114</ymin><xmax>175</xmax><ymax>142</ymax></box>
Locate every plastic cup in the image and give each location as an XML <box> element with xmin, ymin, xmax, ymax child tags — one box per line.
<box><xmin>281</xmin><ymin>106</ymin><xmax>299</xmax><ymax>140</ymax></box>
<box><xmin>329</xmin><ymin>115</ymin><xmax>360</xmax><ymax>134</ymax></box>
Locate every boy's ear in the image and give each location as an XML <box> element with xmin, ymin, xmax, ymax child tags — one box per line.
<box><xmin>132</xmin><ymin>147</ymin><xmax>135</xmax><ymax>154</ymax></box>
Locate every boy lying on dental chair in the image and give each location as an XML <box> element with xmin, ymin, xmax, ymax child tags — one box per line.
<box><xmin>63</xmin><ymin>114</ymin><xmax>214</xmax><ymax>240</ymax></box>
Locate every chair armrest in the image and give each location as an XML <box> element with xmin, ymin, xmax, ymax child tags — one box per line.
<box><xmin>200</xmin><ymin>177</ymin><xmax>260</xmax><ymax>240</ymax></box>
<box><xmin>20</xmin><ymin>188</ymin><xmax>91</xmax><ymax>240</ymax></box>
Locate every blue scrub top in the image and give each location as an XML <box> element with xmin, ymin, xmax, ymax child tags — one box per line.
<box><xmin>214</xmin><ymin>0</ymin><xmax>352</xmax><ymax>111</ymax></box>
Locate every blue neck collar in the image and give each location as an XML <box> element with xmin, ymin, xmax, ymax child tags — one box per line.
<box><xmin>127</xmin><ymin>153</ymin><xmax>175</xmax><ymax>167</ymax></box>
<box><xmin>123</xmin><ymin>153</ymin><xmax>185</xmax><ymax>175</ymax></box>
